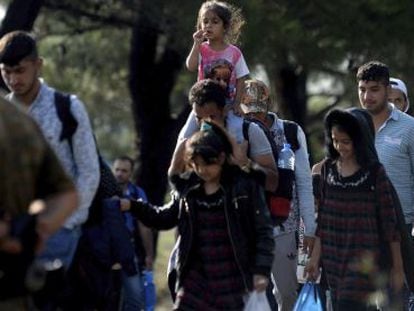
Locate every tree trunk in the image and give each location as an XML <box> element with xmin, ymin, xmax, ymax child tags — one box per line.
<box><xmin>274</xmin><ymin>64</ymin><xmax>314</xmax><ymax>163</ymax></box>
<box><xmin>275</xmin><ymin>65</ymin><xmax>308</xmax><ymax>127</ymax></box>
<box><xmin>128</xmin><ymin>12</ymin><xmax>184</xmax><ymax>205</ymax></box>
<box><xmin>0</xmin><ymin>0</ymin><xmax>43</xmax><ymax>37</ymax></box>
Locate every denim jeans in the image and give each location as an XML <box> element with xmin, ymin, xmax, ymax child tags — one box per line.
<box><xmin>37</xmin><ymin>226</ymin><xmax>81</xmax><ymax>270</ymax></box>
<box><xmin>121</xmin><ymin>257</ymin><xmax>144</xmax><ymax>311</ymax></box>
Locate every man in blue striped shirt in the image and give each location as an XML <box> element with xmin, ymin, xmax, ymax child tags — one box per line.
<box><xmin>357</xmin><ymin>61</ymin><xmax>414</xmax><ymax>232</ymax></box>
<box><xmin>357</xmin><ymin>61</ymin><xmax>414</xmax><ymax>309</ymax></box>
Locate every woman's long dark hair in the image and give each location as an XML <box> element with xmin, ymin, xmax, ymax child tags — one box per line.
<box><xmin>324</xmin><ymin>108</ymin><xmax>379</xmax><ymax>168</ymax></box>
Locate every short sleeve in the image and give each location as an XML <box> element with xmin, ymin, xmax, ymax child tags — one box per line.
<box><xmin>234</xmin><ymin>51</ymin><xmax>249</xmax><ymax>79</ymax></box>
<box><xmin>247</xmin><ymin>122</ymin><xmax>272</xmax><ymax>157</ymax></box>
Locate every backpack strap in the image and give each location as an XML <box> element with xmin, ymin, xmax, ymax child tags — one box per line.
<box><xmin>242</xmin><ymin>119</ymin><xmax>251</xmax><ymax>156</ymax></box>
<box><xmin>243</xmin><ymin>118</ymin><xmax>279</xmax><ymax>162</ymax></box>
<box><xmin>54</xmin><ymin>91</ymin><xmax>78</xmax><ymax>156</ymax></box>
<box><xmin>283</xmin><ymin>120</ymin><xmax>299</xmax><ymax>151</ymax></box>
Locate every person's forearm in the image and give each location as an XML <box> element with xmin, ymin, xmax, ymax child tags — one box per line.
<box><xmin>239</xmin><ymin>158</ymin><xmax>278</xmax><ymax>192</ymax></box>
<box><xmin>295</xmin><ymin>129</ymin><xmax>317</xmax><ymax>235</ymax></box>
<box><xmin>262</xmin><ymin>166</ymin><xmax>278</xmax><ymax>192</ymax></box>
<box><xmin>168</xmin><ymin>139</ymin><xmax>187</xmax><ymax>177</ymax></box>
<box><xmin>186</xmin><ymin>43</ymin><xmax>200</xmax><ymax>71</ymax></box>
<box><xmin>37</xmin><ymin>190</ymin><xmax>78</xmax><ymax>236</ymax></box>
<box><xmin>389</xmin><ymin>240</ymin><xmax>405</xmax><ymax>292</ymax></box>
<box><xmin>310</xmin><ymin>236</ymin><xmax>321</xmax><ymax>261</ymax></box>
<box><xmin>234</xmin><ymin>76</ymin><xmax>248</xmax><ymax>107</ymax></box>
<box><xmin>389</xmin><ymin>240</ymin><xmax>403</xmax><ymax>270</ymax></box>
<box><xmin>251</xmin><ymin>158</ymin><xmax>278</xmax><ymax>192</ymax></box>
<box><xmin>138</xmin><ymin>221</ymin><xmax>154</xmax><ymax>269</ymax></box>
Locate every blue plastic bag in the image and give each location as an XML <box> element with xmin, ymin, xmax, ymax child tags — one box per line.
<box><xmin>293</xmin><ymin>282</ymin><xmax>323</xmax><ymax>311</ymax></box>
<box><xmin>143</xmin><ymin>270</ymin><xmax>156</xmax><ymax>311</ymax></box>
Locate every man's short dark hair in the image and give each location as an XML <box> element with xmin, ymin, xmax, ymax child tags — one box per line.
<box><xmin>0</xmin><ymin>31</ymin><xmax>38</xmax><ymax>66</ymax></box>
<box><xmin>188</xmin><ymin>79</ymin><xmax>226</xmax><ymax>109</ymax></box>
<box><xmin>114</xmin><ymin>155</ymin><xmax>134</xmax><ymax>170</ymax></box>
<box><xmin>356</xmin><ymin>61</ymin><xmax>390</xmax><ymax>85</ymax></box>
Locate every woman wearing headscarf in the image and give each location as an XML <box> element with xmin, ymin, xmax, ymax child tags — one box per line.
<box><xmin>306</xmin><ymin>108</ymin><xmax>404</xmax><ymax>310</ymax></box>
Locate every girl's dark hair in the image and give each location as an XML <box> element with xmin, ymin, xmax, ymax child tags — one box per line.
<box><xmin>324</xmin><ymin>108</ymin><xmax>379</xmax><ymax>168</ymax></box>
<box><xmin>196</xmin><ymin>0</ymin><xmax>245</xmax><ymax>44</ymax></box>
<box><xmin>187</xmin><ymin>120</ymin><xmax>233</xmax><ymax>165</ymax></box>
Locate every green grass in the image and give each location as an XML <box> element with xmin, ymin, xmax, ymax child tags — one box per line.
<box><xmin>154</xmin><ymin>229</ymin><xmax>176</xmax><ymax>310</ymax></box>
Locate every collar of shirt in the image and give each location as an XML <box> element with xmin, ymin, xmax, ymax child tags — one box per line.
<box><xmin>378</xmin><ymin>102</ymin><xmax>400</xmax><ymax>133</ymax></box>
<box><xmin>28</xmin><ymin>81</ymin><xmax>52</xmax><ymax>113</ymax></box>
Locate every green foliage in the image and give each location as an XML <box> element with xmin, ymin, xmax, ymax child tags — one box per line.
<box><xmin>241</xmin><ymin>0</ymin><xmax>414</xmax><ymax>79</ymax></box>
<box><xmin>38</xmin><ymin>28</ymin><xmax>136</xmax><ymax>161</ymax></box>
<box><xmin>33</xmin><ymin>0</ymin><xmax>203</xmax><ymax>161</ymax></box>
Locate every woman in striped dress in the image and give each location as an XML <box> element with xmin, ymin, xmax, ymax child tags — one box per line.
<box><xmin>306</xmin><ymin>108</ymin><xmax>404</xmax><ymax>310</ymax></box>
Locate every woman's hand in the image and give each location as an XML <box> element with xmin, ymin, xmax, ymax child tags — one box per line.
<box><xmin>390</xmin><ymin>265</ymin><xmax>405</xmax><ymax>293</ymax></box>
<box><xmin>304</xmin><ymin>257</ymin><xmax>320</xmax><ymax>281</ymax></box>
<box><xmin>253</xmin><ymin>274</ymin><xmax>269</xmax><ymax>292</ymax></box>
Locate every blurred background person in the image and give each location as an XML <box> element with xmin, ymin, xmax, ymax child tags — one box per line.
<box><xmin>0</xmin><ymin>96</ymin><xmax>78</xmax><ymax>309</ymax></box>
<box><xmin>389</xmin><ymin>77</ymin><xmax>410</xmax><ymax>114</ymax></box>
<box><xmin>113</xmin><ymin>155</ymin><xmax>155</xmax><ymax>311</ymax></box>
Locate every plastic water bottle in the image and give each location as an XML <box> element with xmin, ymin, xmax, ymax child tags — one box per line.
<box><xmin>143</xmin><ymin>270</ymin><xmax>156</xmax><ymax>311</ymax></box>
<box><xmin>271</xmin><ymin>143</ymin><xmax>295</xmax><ymax>223</ymax></box>
<box><xmin>278</xmin><ymin>143</ymin><xmax>295</xmax><ymax>170</ymax></box>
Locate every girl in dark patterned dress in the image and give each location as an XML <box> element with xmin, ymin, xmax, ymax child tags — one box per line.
<box><xmin>306</xmin><ymin>108</ymin><xmax>404</xmax><ymax>311</ymax></box>
<box><xmin>121</xmin><ymin>121</ymin><xmax>274</xmax><ymax>310</ymax></box>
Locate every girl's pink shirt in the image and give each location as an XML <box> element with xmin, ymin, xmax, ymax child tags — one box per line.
<box><xmin>198</xmin><ymin>42</ymin><xmax>249</xmax><ymax>105</ymax></box>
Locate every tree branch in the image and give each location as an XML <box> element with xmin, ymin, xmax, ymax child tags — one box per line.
<box><xmin>42</xmin><ymin>1</ymin><xmax>136</xmax><ymax>28</ymax></box>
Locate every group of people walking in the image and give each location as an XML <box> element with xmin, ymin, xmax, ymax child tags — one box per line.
<box><xmin>0</xmin><ymin>0</ymin><xmax>413</xmax><ymax>311</ymax></box>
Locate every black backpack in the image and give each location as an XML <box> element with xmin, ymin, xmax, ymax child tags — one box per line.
<box><xmin>242</xmin><ymin>117</ymin><xmax>299</xmax><ymax>226</ymax></box>
<box><xmin>54</xmin><ymin>91</ymin><xmax>122</xmax><ymax>225</ymax></box>
<box><xmin>242</xmin><ymin>118</ymin><xmax>299</xmax><ymax>158</ymax></box>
